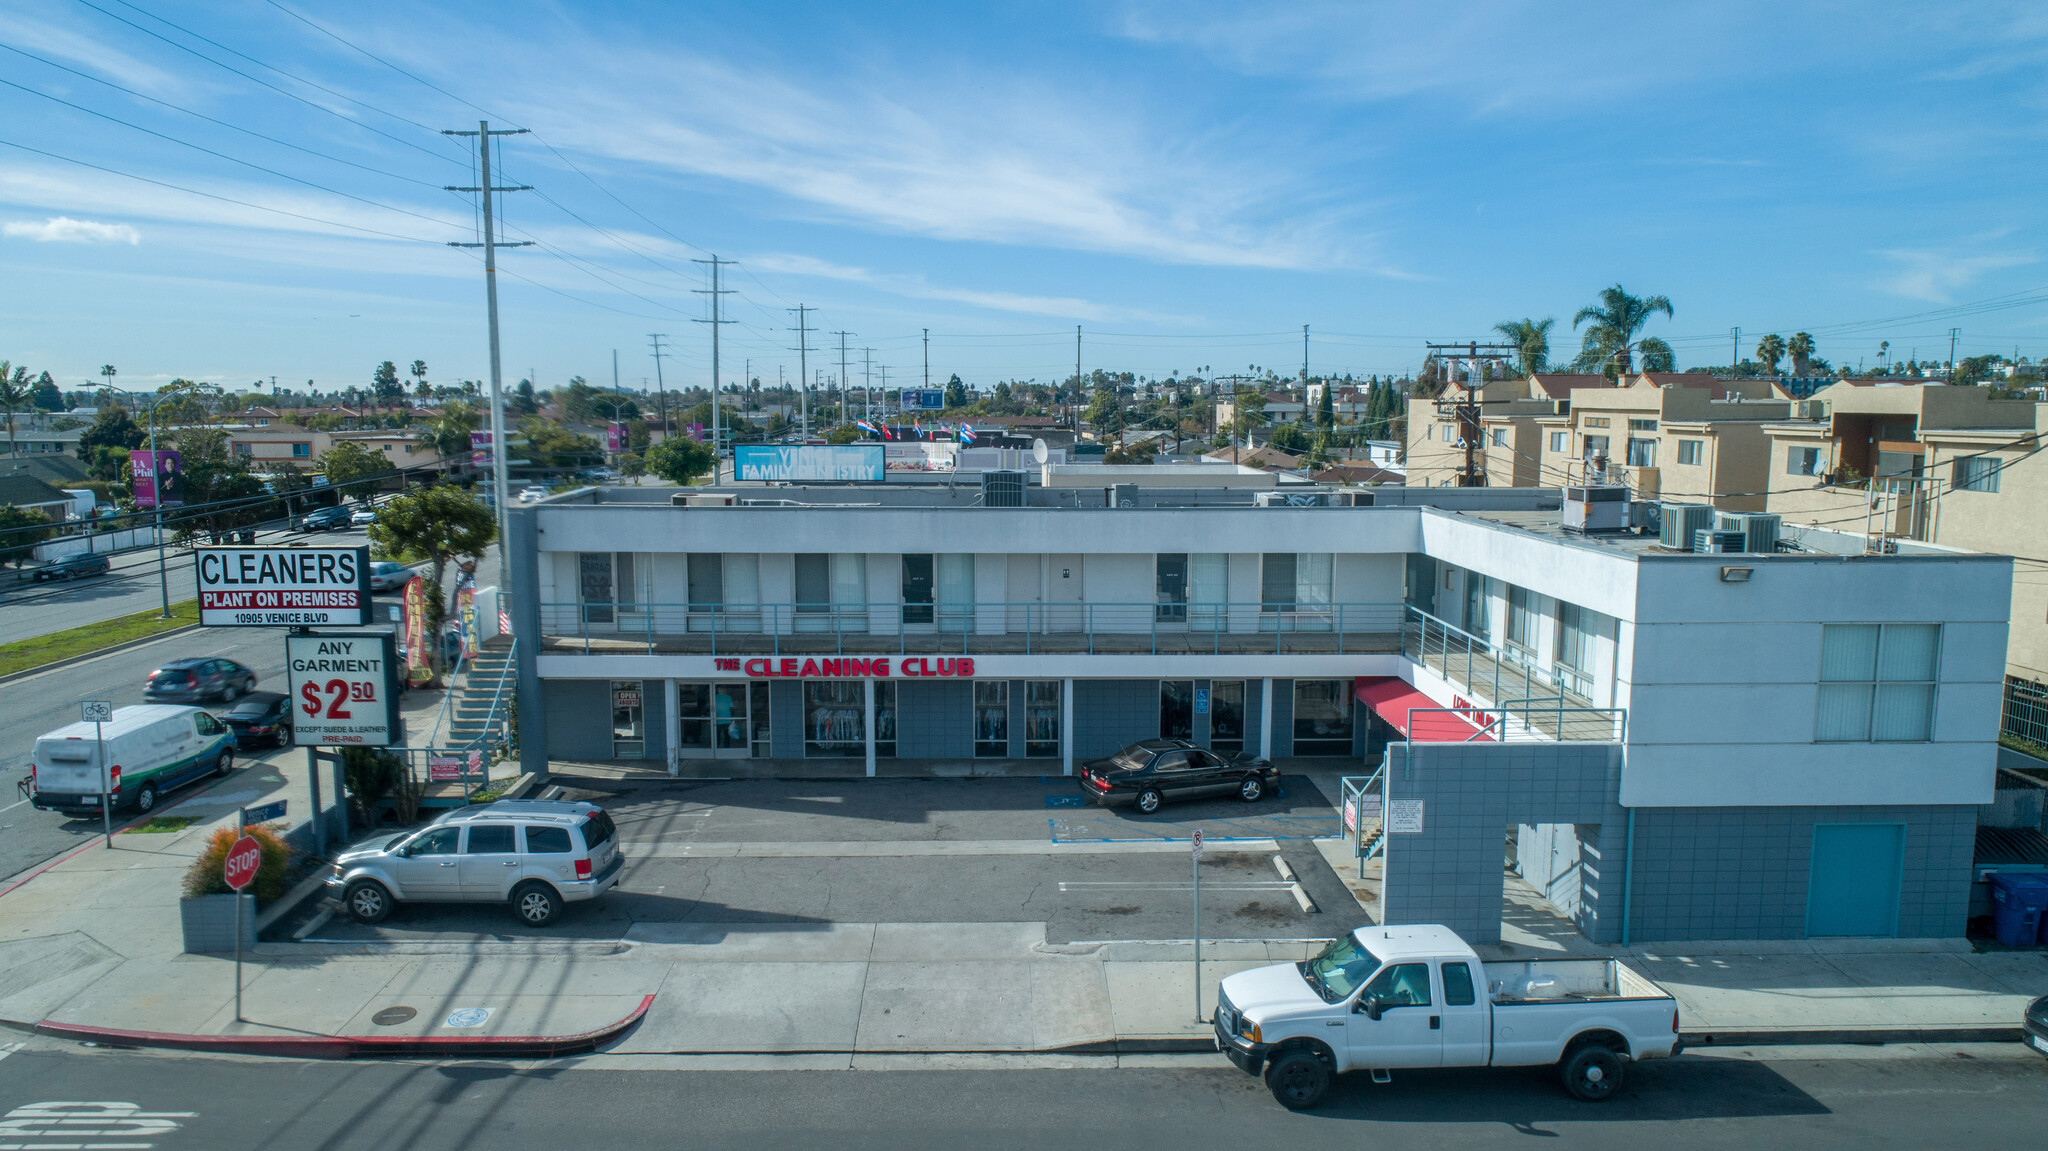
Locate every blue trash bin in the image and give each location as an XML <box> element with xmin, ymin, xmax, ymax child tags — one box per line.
<box><xmin>1989</xmin><ymin>872</ymin><xmax>2048</xmax><ymax>947</ymax></box>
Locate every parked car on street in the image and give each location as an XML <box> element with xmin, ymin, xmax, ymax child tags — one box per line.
<box><xmin>220</xmin><ymin>691</ymin><xmax>292</xmax><ymax>749</ymax></box>
<box><xmin>144</xmin><ymin>658</ymin><xmax>257</xmax><ymax>703</ymax></box>
<box><xmin>31</xmin><ymin>552</ymin><xmax>111</xmax><ymax>582</ymax></box>
<box><xmin>30</xmin><ymin>704</ymin><xmax>235</xmax><ymax>816</ymax></box>
<box><xmin>1216</xmin><ymin>924</ymin><xmax>1682</xmax><ymax>1109</ymax></box>
<box><xmin>2027</xmin><ymin>995</ymin><xmax>2048</xmax><ymax>1060</ymax></box>
<box><xmin>1078</xmin><ymin>739</ymin><xmax>1280</xmax><ymax>814</ymax></box>
<box><xmin>328</xmin><ymin>799</ymin><xmax>624</xmax><ymax>927</ymax></box>
<box><xmin>369</xmin><ymin>561</ymin><xmax>415</xmax><ymax>593</ymax></box>
<box><xmin>517</xmin><ymin>485</ymin><xmax>549</xmax><ymax>503</ymax></box>
<box><xmin>298</xmin><ymin>505</ymin><xmax>353</xmax><ymax>532</ymax></box>
<box><xmin>350</xmin><ymin>506</ymin><xmax>378</xmax><ymax>527</ymax></box>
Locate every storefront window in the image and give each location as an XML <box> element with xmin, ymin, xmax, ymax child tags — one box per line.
<box><xmin>874</xmin><ymin>682</ymin><xmax>896</xmax><ymax>757</ymax></box>
<box><xmin>805</xmin><ymin>681</ymin><xmax>865</xmax><ymax>757</ymax></box>
<box><xmin>901</xmin><ymin>555</ymin><xmax>934</xmax><ymax>624</ymax></box>
<box><xmin>1161</xmin><ymin>680</ymin><xmax>1194</xmax><ymax>740</ymax></box>
<box><xmin>677</xmin><ymin>683</ymin><xmax>711</xmax><ymax>749</ymax></box>
<box><xmin>1292</xmin><ymin>679</ymin><xmax>1353</xmax><ymax>756</ymax></box>
<box><xmin>1024</xmin><ymin>680</ymin><xmax>1060</xmax><ymax>757</ymax></box>
<box><xmin>676</xmin><ymin>682</ymin><xmax>769</xmax><ymax>757</ymax></box>
<box><xmin>1209</xmin><ymin>680</ymin><xmax>1245</xmax><ymax>754</ymax></box>
<box><xmin>974</xmin><ymin>681</ymin><xmax>1009</xmax><ymax>757</ymax></box>
<box><xmin>611</xmin><ymin>681</ymin><xmax>644</xmax><ymax>759</ymax></box>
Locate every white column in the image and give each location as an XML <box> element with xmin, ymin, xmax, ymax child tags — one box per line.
<box><xmin>1259</xmin><ymin>677</ymin><xmax>1275</xmax><ymax>761</ymax></box>
<box><xmin>1060</xmin><ymin>677</ymin><xmax>1075</xmax><ymax>775</ymax></box>
<box><xmin>864</xmin><ymin>678</ymin><xmax>877</xmax><ymax>778</ymax></box>
<box><xmin>663</xmin><ymin>678</ymin><xmax>680</xmax><ymax>777</ymax></box>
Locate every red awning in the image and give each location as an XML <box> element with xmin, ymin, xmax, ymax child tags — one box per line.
<box><xmin>1353</xmin><ymin>677</ymin><xmax>1494</xmax><ymax>742</ymax></box>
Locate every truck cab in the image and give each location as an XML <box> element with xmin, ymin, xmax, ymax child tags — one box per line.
<box><xmin>1217</xmin><ymin>924</ymin><xmax>1681</xmax><ymax>1109</ymax></box>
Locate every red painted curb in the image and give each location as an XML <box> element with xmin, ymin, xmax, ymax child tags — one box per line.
<box><xmin>30</xmin><ymin>993</ymin><xmax>654</xmax><ymax>1060</ymax></box>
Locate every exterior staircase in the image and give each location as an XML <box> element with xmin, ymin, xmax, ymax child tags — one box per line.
<box><xmin>448</xmin><ymin>638</ymin><xmax>515</xmax><ymax>749</ymax></box>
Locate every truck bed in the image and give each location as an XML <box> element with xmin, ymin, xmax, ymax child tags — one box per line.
<box><xmin>1481</xmin><ymin>958</ymin><xmax>1667</xmax><ymax>1003</ymax></box>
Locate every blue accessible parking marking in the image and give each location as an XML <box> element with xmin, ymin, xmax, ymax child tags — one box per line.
<box><xmin>1045</xmin><ymin>795</ymin><xmax>1085</xmax><ymax>808</ymax></box>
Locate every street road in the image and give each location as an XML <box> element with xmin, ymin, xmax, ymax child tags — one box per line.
<box><xmin>0</xmin><ymin>1043</ymin><xmax>2042</xmax><ymax>1150</ymax></box>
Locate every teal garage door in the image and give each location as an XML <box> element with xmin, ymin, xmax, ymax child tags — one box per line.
<box><xmin>1807</xmin><ymin>823</ymin><xmax>1905</xmax><ymax>937</ymax></box>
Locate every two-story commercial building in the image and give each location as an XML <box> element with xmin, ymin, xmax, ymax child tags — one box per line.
<box><xmin>505</xmin><ymin>478</ymin><xmax>2010</xmax><ymax>945</ymax></box>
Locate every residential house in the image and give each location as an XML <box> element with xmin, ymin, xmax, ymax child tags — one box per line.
<box><xmin>1404</xmin><ymin>373</ymin><xmax>1613</xmax><ymax>488</ymax></box>
<box><xmin>1535</xmin><ymin>375</ymin><xmax>1791</xmax><ymax>509</ymax></box>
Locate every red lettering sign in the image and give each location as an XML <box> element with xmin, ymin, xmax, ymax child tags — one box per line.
<box><xmin>718</xmin><ymin>655</ymin><xmax>963</xmax><ymax>679</ymax></box>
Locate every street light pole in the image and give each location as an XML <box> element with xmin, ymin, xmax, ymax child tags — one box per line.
<box><xmin>146</xmin><ymin>398</ymin><xmax>168</xmax><ymax>619</ymax></box>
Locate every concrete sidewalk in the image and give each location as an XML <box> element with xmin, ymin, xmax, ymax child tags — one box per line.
<box><xmin>0</xmin><ymin>762</ymin><xmax>2044</xmax><ymax>1056</ymax></box>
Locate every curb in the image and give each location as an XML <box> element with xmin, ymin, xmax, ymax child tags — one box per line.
<box><xmin>1679</xmin><ymin>1026</ymin><xmax>2027</xmax><ymax>1048</ymax></box>
<box><xmin>0</xmin><ymin>622</ymin><xmax>204</xmax><ymax>686</ymax></box>
<box><xmin>20</xmin><ymin>994</ymin><xmax>654</xmax><ymax>1060</ymax></box>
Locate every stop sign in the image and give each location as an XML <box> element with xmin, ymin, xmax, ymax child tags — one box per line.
<box><xmin>223</xmin><ymin>835</ymin><xmax>262</xmax><ymax>891</ymax></box>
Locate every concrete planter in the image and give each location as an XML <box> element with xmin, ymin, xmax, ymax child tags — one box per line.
<box><xmin>179</xmin><ymin>893</ymin><xmax>256</xmax><ymax>954</ymax></box>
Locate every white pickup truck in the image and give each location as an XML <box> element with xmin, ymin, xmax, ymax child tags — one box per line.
<box><xmin>1216</xmin><ymin>924</ymin><xmax>1682</xmax><ymax>1109</ymax></box>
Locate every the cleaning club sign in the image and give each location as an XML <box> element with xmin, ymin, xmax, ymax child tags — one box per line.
<box><xmin>195</xmin><ymin>546</ymin><xmax>371</xmax><ymax>627</ymax></box>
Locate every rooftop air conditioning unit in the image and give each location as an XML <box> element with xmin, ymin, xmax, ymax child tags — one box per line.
<box><xmin>1110</xmin><ymin>483</ymin><xmax>1140</xmax><ymax>508</ymax></box>
<box><xmin>1716</xmin><ymin>511</ymin><xmax>1780</xmax><ymax>555</ymax></box>
<box><xmin>981</xmin><ymin>469</ymin><xmax>1026</xmax><ymax>508</ymax></box>
<box><xmin>1659</xmin><ymin>503</ymin><xmax>1715</xmax><ymax>550</ymax></box>
<box><xmin>672</xmin><ymin>492</ymin><xmax>735</xmax><ymax>507</ymax></box>
<box><xmin>1255</xmin><ymin>490</ymin><xmax>1331</xmax><ymax>507</ymax></box>
<box><xmin>1562</xmin><ymin>484</ymin><xmax>1629</xmax><ymax>533</ymax></box>
<box><xmin>1694</xmin><ymin>528</ymin><xmax>1747</xmax><ymax>554</ymax></box>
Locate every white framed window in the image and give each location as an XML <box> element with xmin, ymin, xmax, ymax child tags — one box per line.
<box><xmin>1626</xmin><ymin>438</ymin><xmax>1657</xmax><ymax>467</ymax></box>
<box><xmin>1583</xmin><ymin>416</ymin><xmax>1611</xmax><ymax>429</ymax></box>
<box><xmin>1490</xmin><ymin>428</ymin><xmax>1507</xmax><ymax>446</ymax></box>
<box><xmin>1549</xmin><ymin>431</ymin><xmax>1567</xmax><ymax>453</ymax></box>
<box><xmin>1628</xmin><ymin>418</ymin><xmax>1658</xmax><ymax>431</ymax></box>
<box><xmin>1954</xmin><ymin>456</ymin><xmax>2002</xmax><ymax>493</ymax></box>
<box><xmin>1789</xmin><ymin>447</ymin><xmax>1822</xmax><ymax>476</ymax></box>
<box><xmin>1816</xmin><ymin>623</ymin><xmax>1938</xmax><ymax>742</ymax></box>
<box><xmin>1506</xmin><ymin>584</ymin><xmax>1537</xmax><ymax>652</ymax></box>
<box><xmin>1677</xmin><ymin>439</ymin><xmax>1704</xmax><ymax>466</ymax></box>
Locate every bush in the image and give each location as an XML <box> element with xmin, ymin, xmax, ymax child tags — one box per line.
<box><xmin>342</xmin><ymin>747</ymin><xmax>402</xmax><ymax>826</ymax></box>
<box><xmin>182</xmin><ymin>823</ymin><xmax>292</xmax><ymax>904</ymax></box>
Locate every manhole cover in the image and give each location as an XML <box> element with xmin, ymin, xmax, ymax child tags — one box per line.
<box><xmin>371</xmin><ymin>1007</ymin><xmax>417</xmax><ymax>1026</ymax></box>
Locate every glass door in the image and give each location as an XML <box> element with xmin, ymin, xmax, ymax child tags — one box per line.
<box><xmin>677</xmin><ymin>683</ymin><xmax>713</xmax><ymax>752</ymax></box>
<box><xmin>678</xmin><ymin>682</ymin><xmax>762</xmax><ymax>758</ymax></box>
<box><xmin>713</xmin><ymin>682</ymin><xmax>752</xmax><ymax>757</ymax></box>
<box><xmin>1209</xmin><ymin>680</ymin><xmax>1245</xmax><ymax>754</ymax></box>
<box><xmin>611</xmin><ymin>681</ymin><xmax>644</xmax><ymax>758</ymax></box>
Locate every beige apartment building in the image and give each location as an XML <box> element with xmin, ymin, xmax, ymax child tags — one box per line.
<box><xmin>224</xmin><ymin>425</ymin><xmax>453</xmax><ymax>476</ymax></box>
<box><xmin>1404</xmin><ymin>373</ymin><xmax>1608</xmax><ymax>487</ymax></box>
<box><xmin>1761</xmin><ymin>382</ymin><xmax>2047</xmax><ymax>739</ymax></box>
<box><xmin>1532</xmin><ymin>374</ymin><xmax>1790</xmax><ymax>510</ymax></box>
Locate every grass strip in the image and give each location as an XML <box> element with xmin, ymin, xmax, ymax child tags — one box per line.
<box><xmin>125</xmin><ymin>815</ymin><xmax>202</xmax><ymax>834</ymax></box>
<box><xmin>0</xmin><ymin>598</ymin><xmax>200</xmax><ymax>678</ymax></box>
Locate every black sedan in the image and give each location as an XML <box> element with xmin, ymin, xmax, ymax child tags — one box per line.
<box><xmin>221</xmin><ymin>691</ymin><xmax>292</xmax><ymax>749</ymax></box>
<box><xmin>299</xmin><ymin>505</ymin><xmax>353</xmax><ymax>531</ymax></box>
<box><xmin>32</xmin><ymin>552</ymin><xmax>111</xmax><ymax>582</ymax></box>
<box><xmin>2027</xmin><ymin>995</ymin><xmax>2048</xmax><ymax>1060</ymax></box>
<box><xmin>1078</xmin><ymin>739</ymin><xmax>1280</xmax><ymax>814</ymax></box>
<box><xmin>144</xmin><ymin>658</ymin><xmax>257</xmax><ymax>703</ymax></box>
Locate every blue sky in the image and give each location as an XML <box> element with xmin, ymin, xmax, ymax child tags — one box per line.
<box><xmin>3</xmin><ymin>0</ymin><xmax>2047</xmax><ymax>397</ymax></box>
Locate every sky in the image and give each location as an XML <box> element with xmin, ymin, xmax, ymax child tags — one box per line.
<box><xmin>3</xmin><ymin>0</ymin><xmax>2048</xmax><ymax>398</ymax></box>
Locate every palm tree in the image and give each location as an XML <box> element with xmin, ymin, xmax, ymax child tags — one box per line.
<box><xmin>1756</xmin><ymin>333</ymin><xmax>1786</xmax><ymax>374</ymax></box>
<box><xmin>410</xmin><ymin>359</ymin><xmax>429</xmax><ymax>401</ymax></box>
<box><xmin>1571</xmin><ymin>286</ymin><xmax>1675</xmax><ymax>380</ymax></box>
<box><xmin>1493</xmin><ymin>318</ymin><xmax>1554</xmax><ymax>377</ymax></box>
<box><xmin>0</xmin><ymin>363</ymin><xmax>28</xmax><ymax>457</ymax></box>
<box><xmin>1787</xmin><ymin>332</ymin><xmax>1815</xmax><ymax>376</ymax></box>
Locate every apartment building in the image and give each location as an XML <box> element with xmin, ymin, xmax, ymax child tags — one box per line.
<box><xmin>224</xmin><ymin>425</ymin><xmax>452</xmax><ymax>475</ymax></box>
<box><xmin>1535</xmin><ymin>375</ymin><xmax>1790</xmax><ymax>510</ymax></box>
<box><xmin>1763</xmin><ymin>382</ymin><xmax>2046</xmax><ymax>742</ymax></box>
<box><xmin>1404</xmin><ymin>374</ymin><xmax>1606</xmax><ymax>487</ymax></box>
<box><xmin>505</xmin><ymin>473</ymin><xmax>2009</xmax><ymax>944</ymax></box>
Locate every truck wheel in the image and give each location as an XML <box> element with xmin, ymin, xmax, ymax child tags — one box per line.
<box><xmin>512</xmin><ymin>882</ymin><xmax>560</xmax><ymax>927</ymax></box>
<box><xmin>1265</xmin><ymin>1051</ymin><xmax>1331</xmax><ymax>1110</ymax></box>
<box><xmin>134</xmin><ymin>782</ymin><xmax>157</xmax><ymax>814</ymax></box>
<box><xmin>1238</xmin><ymin>775</ymin><xmax>1265</xmax><ymax>802</ymax></box>
<box><xmin>1560</xmin><ymin>1045</ymin><xmax>1625</xmax><ymax>1101</ymax></box>
<box><xmin>1134</xmin><ymin>787</ymin><xmax>1164</xmax><ymax>815</ymax></box>
<box><xmin>345</xmin><ymin>880</ymin><xmax>392</xmax><ymax>924</ymax></box>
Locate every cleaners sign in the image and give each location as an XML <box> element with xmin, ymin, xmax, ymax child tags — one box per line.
<box><xmin>286</xmin><ymin>633</ymin><xmax>401</xmax><ymax>746</ymax></box>
<box><xmin>195</xmin><ymin>546</ymin><xmax>371</xmax><ymax>627</ymax></box>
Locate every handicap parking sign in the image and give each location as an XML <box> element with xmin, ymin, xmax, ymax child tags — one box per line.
<box><xmin>1194</xmin><ymin>688</ymin><xmax>1209</xmax><ymax>714</ymax></box>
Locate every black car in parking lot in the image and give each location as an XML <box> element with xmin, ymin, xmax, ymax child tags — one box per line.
<box><xmin>299</xmin><ymin>505</ymin><xmax>353</xmax><ymax>532</ymax></box>
<box><xmin>1078</xmin><ymin>739</ymin><xmax>1281</xmax><ymax>814</ymax></box>
<box><xmin>221</xmin><ymin>691</ymin><xmax>292</xmax><ymax>748</ymax></box>
<box><xmin>2026</xmin><ymin>995</ymin><xmax>2048</xmax><ymax>1060</ymax></box>
<box><xmin>32</xmin><ymin>552</ymin><xmax>111</xmax><ymax>581</ymax></box>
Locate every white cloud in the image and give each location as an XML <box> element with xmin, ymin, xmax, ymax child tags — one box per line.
<box><xmin>3</xmin><ymin>215</ymin><xmax>139</xmax><ymax>244</ymax></box>
<box><xmin>1876</xmin><ymin>246</ymin><xmax>2036</xmax><ymax>302</ymax></box>
<box><xmin>744</xmin><ymin>253</ymin><xmax>1195</xmax><ymax>324</ymax></box>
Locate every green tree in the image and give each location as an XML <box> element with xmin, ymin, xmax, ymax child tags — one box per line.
<box><xmin>1269</xmin><ymin>422</ymin><xmax>1310</xmax><ymax>452</ymax></box>
<box><xmin>513</xmin><ymin>379</ymin><xmax>538</xmax><ymax>415</ymax></box>
<box><xmin>518</xmin><ymin>417</ymin><xmax>602</xmax><ymax>470</ymax></box>
<box><xmin>619</xmin><ymin>452</ymin><xmax>646</xmax><ymax>483</ymax></box>
<box><xmin>0</xmin><ymin>505</ymin><xmax>54</xmax><ymax>567</ymax></box>
<box><xmin>1086</xmin><ymin>384</ymin><xmax>1125</xmax><ymax>443</ymax></box>
<box><xmin>409</xmin><ymin>359</ymin><xmax>429</xmax><ymax>401</ymax></box>
<box><xmin>944</xmin><ymin>373</ymin><xmax>968</xmax><ymax>409</ymax></box>
<box><xmin>0</xmin><ymin>363</ymin><xmax>29</xmax><ymax>457</ymax></box>
<box><xmin>1787</xmin><ymin>332</ymin><xmax>1815</xmax><ymax>376</ymax></box>
<box><xmin>824</xmin><ymin>424</ymin><xmax>861</xmax><ymax>444</ymax></box>
<box><xmin>1493</xmin><ymin>317</ymin><xmax>1554</xmax><ymax>377</ymax></box>
<box><xmin>646</xmin><ymin>436</ymin><xmax>715</xmax><ymax>484</ymax></box>
<box><xmin>366</xmin><ymin>486</ymin><xmax>496</xmax><ymax>668</ymax></box>
<box><xmin>1755</xmin><ymin>333</ymin><xmax>1786</xmax><ymax>374</ymax></box>
<box><xmin>78</xmin><ymin>403</ymin><xmax>145</xmax><ymax>481</ymax></box>
<box><xmin>170</xmin><ymin>427</ymin><xmax>266</xmax><ymax>538</ymax></box>
<box><xmin>31</xmin><ymin>371</ymin><xmax>61</xmax><ymax>411</ymax></box>
<box><xmin>559</xmin><ymin>377</ymin><xmax>597</xmax><ymax>422</ymax></box>
<box><xmin>1954</xmin><ymin>355</ymin><xmax>2002</xmax><ymax>387</ymax></box>
<box><xmin>1572</xmin><ymin>285</ymin><xmax>1675</xmax><ymax>379</ymax></box>
<box><xmin>321</xmin><ymin>440</ymin><xmax>387</xmax><ymax>500</ymax></box>
<box><xmin>426</xmin><ymin>401</ymin><xmax>479</xmax><ymax>464</ymax></box>
<box><xmin>371</xmin><ymin>361</ymin><xmax>402</xmax><ymax>409</ymax></box>
<box><xmin>1315</xmin><ymin>384</ymin><xmax>1335</xmax><ymax>432</ymax></box>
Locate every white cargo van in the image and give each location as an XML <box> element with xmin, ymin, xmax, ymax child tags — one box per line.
<box><xmin>30</xmin><ymin>705</ymin><xmax>236</xmax><ymax>817</ymax></box>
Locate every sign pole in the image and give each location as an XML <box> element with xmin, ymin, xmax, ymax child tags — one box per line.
<box><xmin>1192</xmin><ymin>828</ymin><xmax>1204</xmax><ymax>1024</ymax></box>
<box><xmin>97</xmin><ymin>718</ymin><xmax>110</xmax><ymax>849</ymax></box>
<box><xmin>235</xmin><ymin>806</ymin><xmax>243</xmax><ymax>1023</ymax></box>
<box><xmin>223</xmin><ymin>832</ymin><xmax>261</xmax><ymax>1025</ymax></box>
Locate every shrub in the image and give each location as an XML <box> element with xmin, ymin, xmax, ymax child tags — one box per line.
<box><xmin>182</xmin><ymin>823</ymin><xmax>292</xmax><ymax>904</ymax></box>
<box><xmin>342</xmin><ymin>746</ymin><xmax>401</xmax><ymax>826</ymax></box>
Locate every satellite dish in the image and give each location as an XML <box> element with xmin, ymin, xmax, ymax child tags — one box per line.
<box><xmin>1032</xmin><ymin>438</ymin><xmax>1049</xmax><ymax>465</ymax></box>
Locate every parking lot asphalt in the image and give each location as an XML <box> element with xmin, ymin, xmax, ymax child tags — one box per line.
<box><xmin>297</xmin><ymin>775</ymin><xmax>1361</xmax><ymax>945</ymax></box>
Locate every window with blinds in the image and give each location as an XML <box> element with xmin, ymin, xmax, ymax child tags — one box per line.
<box><xmin>1816</xmin><ymin>623</ymin><xmax>1939</xmax><ymax>742</ymax></box>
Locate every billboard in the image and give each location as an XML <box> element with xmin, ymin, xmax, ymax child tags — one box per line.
<box><xmin>287</xmin><ymin>632</ymin><xmax>401</xmax><ymax>747</ymax></box>
<box><xmin>194</xmin><ymin>546</ymin><xmax>371</xmax><ymax>627</ymax></box>
<box><xmin>606</xmin><ymin>424</ymin><xmax>623</xmax><ymax>453</ymax></box>
<box><xmin>733</xmin><ymin>444</ymin><xmax>884</xmax><ymax>482</ymax></box>
<box><xmin>470</xmin><ymin>431</ymin><xmax>493</xmax><ymax>468</ymax></box>
<box><xmin>901</xmin><ymin>388</ymin><xmax>946</xmax><ymax>411</ymax></box>
<box><xmin>130</xmin><ymin>449</ymin><xmax>182</xmax><ymax>508</ymax></box>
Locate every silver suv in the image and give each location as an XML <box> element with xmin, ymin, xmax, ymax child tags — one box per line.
<box><xmin>327</xmin><ymin>800</ymin><xmax>623</xmax><ymax>927</ymax></box>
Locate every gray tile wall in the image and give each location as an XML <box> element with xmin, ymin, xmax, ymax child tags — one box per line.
<box><xmin>898</xmin><ymin>680</ymin><xmax>973</xmax><ymax>759</ymax></box>
<box><xmin>543</xmin><ymin>679</ymin><xmax>613</xmax><ymax>761</ymax></box>
<box><xmin>637</xmin><ymin>679</ymin><xmax>666</xmax><ymax>762</ymax></box>
<box><xmin>769</xmin><ymin>680</ymin><xmax>804</xmax><ymax>758</ymax></box>
<box><xmin>1271</xmin><ymin>678</ymin><xmax>1295</xmax><ymax>757</ymax></box>
<box><xmin>1074</xmin><ymin>679</ymin><xmax>1160</xmax><ymax>758</ymax></box>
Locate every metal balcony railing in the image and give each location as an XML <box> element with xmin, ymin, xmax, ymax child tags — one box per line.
<box><xmin>1400</xmin><ymin>605</ymin><xmax>1622</xmax><ymax>742</ymax></box>
<box><xmin>538</xmin><ymin>600</ymin><xmax>1409</xmax><ymax>656</ymax></box>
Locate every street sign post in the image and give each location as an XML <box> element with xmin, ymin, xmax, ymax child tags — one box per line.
<box><xmin>1192</xmin><ymin>828</ymin><xmax>1205</xmax><ymax>1023</ymax></box>
<box><xmin>240</xmin><ymin>800</ymin><xmax>287</xmax><ymax>827</ymax></box>
<box><xmin>82</xmin><ymin>702</ymin><xmax>112</xmax><ymax>847</ymax></box>
<box><xmin>194</xmin><ymin>546</ymin><xmax>372</xmax><ymax>627</ymax></box>
<box><xmin>224</xmin><ymin>834</ymin><xmax>261</xmax><ymax>1022</ymax></box>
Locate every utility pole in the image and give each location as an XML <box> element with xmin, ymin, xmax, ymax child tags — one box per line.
<box><xmin>1424</xmin><ymin>341</ymin><xmax>1517</xmax><ymax>487</ymax></box>
<box><xmin>1302</xmin><ymin>324</ymin><xmax>1310</xmax><ymax>386</ymax></box>
<box><xmin>835</xmin><ymin>331</ymin><xmax>853</xmax><ymax>423</ymax></box>
<box><xmin>443</xmin><ymin>121</ymin><xmax>531</xmax><ymax>593</ymax></box>
<box><xmin>647</xmin><ymin>335</ymin><xmax>672</xmax><ymax>438</ymax></box>
<box><xmin>789</xmin><ymin>304</ymin><xmax>814</xmax><ymax>439</ymax></box>
<box><xmin>922</xmin><ymin>328</ymin><xmax>931</xmax><ymax>390</ymax></box>
<box><xmin>1948</xmin><ymin>327</ymin><xmax>1961</xmax><ymax>379</ymax></box>
<box><xmin>692</xmin><ymin>256</ymin><xmax>735</xmax><ymax>470</ymax></box>
<box><xmin>862</xmin><ymin>347</ymin><xmax>874</xmax><ymax>422</ymax></box>
<box><xmin>1074</xmin><ymin>325</ymin><xmax>1083</xmax><ymax>435</ymax></box>
<box><xmin>1731</xmin><ymin>327</ymin><xmax>1740</xmax><ymax>371</ymax></box>
<box><xmin>612</xmin><ymin>349</ymin><xmax>619</xmax><ymax>393</ymax></box>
